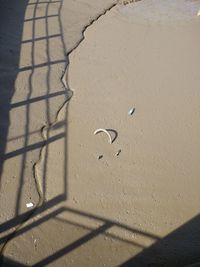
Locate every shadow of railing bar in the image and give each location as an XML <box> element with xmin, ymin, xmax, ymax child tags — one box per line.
<box><xmin>0</xmin><ymin>201</ymin><xmax>150</xmax><ymax>250</ymax></box>
<box><xmin>0</xmin><ymin>195</ymin><xmax>65</xmax><ymax>234</ymax></box>
<box><xmin>8</xmin><ymin>130</ymin><xmax>41</xmax><ymax>142</ymax></box>
<box><xmin>33</xmin><ymin>222</ymin><xmax>113</xmax><ymax>267</ymax></box>
<box><xmin>11</xmin><ymin>90</ymin><xmax>66</xmax><ymax>109</ymax></box>
<box><xmin>0</xmin><ymin>207</ymin><xmax>66</xmax><ymax>245</ymax></box>
<box><xmin>19</xmin><ymin>60</ymin><xmax>66</xmax><ymax>72</ymax></box>
<box><xmin>54</xmin><ymin>217</ymin><xmax>145</xmax><ymax>248</ymax></box>
<box><xmin>22</xmin><ymin>34</ymin><xmax>61</xmax><ymax>44</ymax></box>
<box><xmin>0</xmin><ymin>202</ymin><xmax>158</xmax><ymax>245</ymax></box>
<box><xmin>0</xmin><ymin>203</ymin><xmax>146</xmax><ymax>249</ymax></box>
<box><xmin>3</xmin><ymin>132</ymin><xmax>65</xmax><ymax>160</ymax></box>
<box><xmin>24</xmin><ymin>14</ymin><xmax>58</xmax><ymax>22</ymax></box>
<box><xmin>28</xmin><ymin>1</ymin><xmax>62</xmax><ymax>5</ymax></box>
<box><xmin>64</xmin><ymin>206</ymin><xmax>160</xmax><ymax>240</ymax></box>
<box><xmin>0</xmin><ymin>207</ymin><xmax>145</xmax><ymax>249</ymax></box>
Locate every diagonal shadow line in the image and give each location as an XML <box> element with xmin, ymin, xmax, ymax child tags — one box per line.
<box><xmin>33</xmin><ymin>222</ymin><xmax>113</xmax><ymax>267</ymax></box>
<box><xmin>54</xmin><ymin>217</ymin><xmax>145</xmax><ymax>248</ymax></box>
<box><xmin>28</xmin><ymin>1</ymin><xmax>61</xmax><ymax>5</ymax></box>
<box><xmin>18</xmin><ymin>59</ymin><xmax>66</xmax><ymax>72</ymax></box>
<box><xmin>64</xmin><ymin>206</ymin><xmax>159</xmax><ymax>241</ymax></box>
<box><xmin>0</xmin><ymin>195</ymin><xmax>65</xmax><ymax>234</ymax></box>
<box><xmin>22</xmin><ymin>34</ymin><xmax>61</xmax><ymax>44</ymax></box>
<box><xmin>0</xmin><ymin>202</ymin><xmax>147</xmax><ymax>249</ymax></box>
<box><xmin>3</xmin><ymin>215</ymin><xmax>200</xmax><ymax>267</ymax></box>
<box><xmin>24</xmin><ymin>14</ymin><xmax>58</xmax><ymax>22</ymax></box>
<box><xmin>10</xmin><ymin>90</ymin><xmax>66</xmax><ymax>109</ymax></box>
<box><xmin>0</xmin><ymin>207</ymin><xmax>65</xmax><ymax>245</ymax></box>
<box><xmin>2</xmin><ymin>133</ymin><xmax>65</xmax><ymax>160</ymax></box>
<box><xmin>8</xmin><ymin>129</ymin><xmax>41</xmax><ymax>142</ymax></box>
<box><xmin>0</xmin><ymin>204</ymin><xmax>148</xmax><ymax>250</ymax></box>
<box><xmin>0</xmin><ymin>200</ymin><xmax>159</xmax><ymax>244</ymax></box>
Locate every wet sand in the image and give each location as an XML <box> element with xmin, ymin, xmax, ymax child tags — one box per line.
<box><xmin>1</xmin><ymin>0</ymin><xmax>200</xmax><ymax>266</ymax></box>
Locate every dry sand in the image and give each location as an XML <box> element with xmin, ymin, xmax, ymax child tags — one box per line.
<box><xmin>1</xmin><ymin>0</ymin><xmax>200</xmax><ymax>266</ymax></box>
<box><xmin>0</xmin><ymin>0</ymin><xmax>117</xmax><ymax>264</ymax></box>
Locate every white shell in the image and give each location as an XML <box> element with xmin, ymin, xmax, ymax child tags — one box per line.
<box><xmin>94</xmin><ymin>128</ymin><xmax>113</xmax><ymax>144</ymax></box>
<box><xmin>26</xmin><ymin>202</ymin><xmax>34</xmax><ymax>208</ymax></box>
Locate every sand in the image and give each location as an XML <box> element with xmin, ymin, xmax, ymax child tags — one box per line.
<box><xmin>0</xmin><ymin>0</ymin><xmax>117</xmax><ymax>263</ymax></box>
<box><xmin>1</xmin><ymin>0</ymin><xmax>200</xmax><ymax>266</ymax></box>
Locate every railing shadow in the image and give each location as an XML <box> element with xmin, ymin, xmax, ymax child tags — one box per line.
<box><xmin>0</xmin><ymin>2</ymin><xmax>156</xmax><ymax>262</ymax></box>
<box><xmin>0</xmin><ymin>0</ymin><xmax>69</xmax><ymax>259</ymax></box>
<box><xmin>0</xmin><ymin>0</ymin><xmax>28</xmax><ymax>182</ymax></box>
<box><xmin>1</xmin><ymin>1</ymin><xmax>200</xmax><ymax>266</ymax></box>
<box><xmin>2</xmin><ymin>205</ymin><xmax>200</xmax><ymax>266</ymax></box>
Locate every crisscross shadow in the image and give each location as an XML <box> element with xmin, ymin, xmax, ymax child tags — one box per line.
<box><xmin>0</xmin><ymin>0</ymin><xmax>69</xmax><ymax>259</ymax></box>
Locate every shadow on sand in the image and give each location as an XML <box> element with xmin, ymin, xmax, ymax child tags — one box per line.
<box><xmin>0</xmin><ymin>0</ymin><xmax>28</xmax><ymax>179</ymax></box>
<box><xmin>0</xmin><ymin>1</ymin><xmax>200</xmax><ymax>267</ymax></box>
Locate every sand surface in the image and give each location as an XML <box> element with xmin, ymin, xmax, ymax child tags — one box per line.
<box><xmin>0</xmin><ymin>0</ymin><xmax>117</xmax><ymax>263</ymax></box>
<box><xmin>1</xmin><ymin>0</ymin><xmax>200</xmax><ymax>266</ymax></box>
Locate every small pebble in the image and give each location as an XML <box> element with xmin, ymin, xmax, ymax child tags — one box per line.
<box><xmin>98</xmin><ymin>155</ymin><xmax>103</xmax><ymax>160</ymax></box>
<box><xmin>115</xmin><ymin>149</ymin><xmax>121</xmax><ymax>156</ymax></box>
<box><xmin>128</xmin><ymin>108</ymin><xmax>135</xmax><ymax>115</ymax></box>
